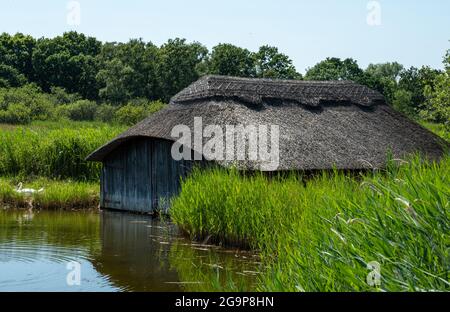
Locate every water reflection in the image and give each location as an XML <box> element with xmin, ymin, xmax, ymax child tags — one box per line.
<box><xmin>0</xmin><ymin>209</ymin><xmax>111</xmax><ymax>291</ymax></box>
<box><xmin>93</xmin><ymin>210</ymin><xmax>181</xmax><ymax>291</ymax></box>
<box><xmin>0</xmin><ymin>209</ymin><xmax>259</xmax><ymax>291</ymax></box>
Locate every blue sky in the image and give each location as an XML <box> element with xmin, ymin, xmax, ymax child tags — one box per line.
<box><xmin>1</xmin><ymin>0</ymin><xmax>449</xmax><ymax>73</ymax></box>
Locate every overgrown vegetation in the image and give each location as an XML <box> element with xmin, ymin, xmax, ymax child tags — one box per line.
<box><xmin>0</xmin><ymin>84</ymin><xmax>166</xmax><ymax>125</ymax></box>
<box><xmin>0</xmin><ymin>121</ymin><xmax>124</xmax><ymax>180</ymax></box>
<box><xmin>0</xmin><ymin>177</ymin><xmax>99</xmax><ymax>210</ymax></box>
<box><xmin>171</xmin><ymin>155</ymin><xmax>450</xmax><ymax>291</ymax></box>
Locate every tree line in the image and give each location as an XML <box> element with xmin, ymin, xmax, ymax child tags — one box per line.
<box><xmin>0</xmin><ymin>31</ymin><xmax>448</xmax><ymax>127</ymax></box>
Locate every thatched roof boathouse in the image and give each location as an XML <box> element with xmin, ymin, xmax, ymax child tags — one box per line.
<box><xmin>87</xmin><ymin>75</ymin><xmax>446</xmax><ymax>213</ymax></box>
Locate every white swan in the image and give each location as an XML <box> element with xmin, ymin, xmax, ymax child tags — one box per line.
<box><xmin>15</xmin><ymin>182</ymin><xmax>44</xmax><ymax>196</ymax></box>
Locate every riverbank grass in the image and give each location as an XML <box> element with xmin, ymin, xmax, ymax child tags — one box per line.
<box><xmin>0</xmin><ymin>178</ymin><xmax>99</xmax><ymax>210</ymax></box>
<box><xmin>171</xmin><ymin>155</ymin><xmax>450</xmax><ymax>291</ymax></box>
<box><xmin>0</xmin><ymin>121</ymin><xmax>124</xmax><ymax>181</ymax></box>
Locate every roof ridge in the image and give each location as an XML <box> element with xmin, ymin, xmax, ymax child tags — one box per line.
<box><xmin>171</xmin><ymin>75</ymin><xmax>385</xmax><ymax>107</ymax></box>
<box><xmin>202</xmin><ymin>74</ymin><xmax>359</xmax><ymax>85</ymax></box>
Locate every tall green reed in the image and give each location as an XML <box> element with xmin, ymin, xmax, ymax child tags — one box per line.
<box><xmin>171</xmin><ymin>155</ymin><xmax>450</xmax><ymax>291</ymax></box>
<box><xmin>0</xmin><ymin>124</ymin><xmax>122</xmax><ymax>180</ymax></box>
<box><xmin>0</xmin><ymin>177</ymin><xmax>99</xmax><ymax>209</ymax></box>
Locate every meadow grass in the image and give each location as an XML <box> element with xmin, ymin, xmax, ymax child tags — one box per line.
<box><xmin>0</xmin><ymin>121</ymin><xmax>125</xmax><ymax>181</ymax></box>
<box><xmin>0</xmin><ymin>177</ymin><xmax>99</xmax><ymax>210</ymax></box>
<box><xmin>171</xmin><ymin>155</ymin><xmax>450</xmax><ymax>291</ymax></box>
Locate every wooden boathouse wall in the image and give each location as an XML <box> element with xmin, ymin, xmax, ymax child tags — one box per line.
<box><xmin>100</xmin><ymin>137</ymin><xmax>197</xmax><ymax>213</ymax></box>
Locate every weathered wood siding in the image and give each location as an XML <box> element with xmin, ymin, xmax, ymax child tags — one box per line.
<box><xmin>100</xmin><ymin>137</ymin><xmax>196</xmax><ymax>213</ymax></box>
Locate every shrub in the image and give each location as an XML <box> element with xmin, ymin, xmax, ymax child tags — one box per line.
<box><xmin>94</xmin><ymin>104</ymin><xmax>116</xmax><ymax>122</ymax></box>
<box><xmin>147</xmin><ymin>99</ymin><xmax>166</xmax><ymax>114</ymax></box>
<box><xmin>0</xmin><ymin>103</ymin><xmax>32</xmax><ymax>124</ymax></box>
<box><xmin>50</xmin><ymin>86</ymin><xmax>81</xmax><ymax>105</ymax></box>
<box><xmin>0</xmin><ymin>84</ymin><xmax>54</xmax><ymax>121</ymax></box>
<box><xmin>114</xmin><ymin>103</ymin><xmax>147</xmax><ymax>125</ymax></box>
<box><xmin>128</xmin><ymin>97</ymin><xmax>150</xmax><ymax>106</ymax></box>
<box><xmin>114</xmin><ymin>100</ymin><xmax>166</xmax><ymax>125</ymax></box>
<box><xmin>55</xmin><ymin>100</ymin><xmax>98</xmax><ymax>121</ymax></box>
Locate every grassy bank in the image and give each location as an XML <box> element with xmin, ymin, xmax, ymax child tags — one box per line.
<box><xmin>0</xmin><ymin>121</ymin><xmax>125</xmax><ymax>181</ymax></box>
<box><xmin>0</xmin><ymin>177</ymin><xmax>99</xmax><ymax>210</ymax></box>
<box><xmin>171</xmin><ymin>155</ymin><xmax>450</xmax><ymax>291</ymax></box>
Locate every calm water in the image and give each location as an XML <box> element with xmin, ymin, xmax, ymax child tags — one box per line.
<box><xmin>0</xmin><ymin>209</ymin><xmax>260</xmax><ymax>292</ymax></box>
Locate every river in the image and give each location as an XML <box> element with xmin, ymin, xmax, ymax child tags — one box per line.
<box><xmin>0</xmin><ymin>209</ymin><xmax>260</xmax><ymax>291</ymax></box>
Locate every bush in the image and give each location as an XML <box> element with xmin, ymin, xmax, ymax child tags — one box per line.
<box><xmin>147</xmin><ymin>99</ymin><xmax>166</xmax><ymax>114</ymax></box>
<box><xmin>50</xmin><ymin>86</ymin><xmax>81</xmax><ymax>105</ymax></box>
<box><xmin>55</xmin><ymin>100</ymin><xmax>98</xmax><ymax>121</ymax></box>
<box><xmin>0</xmin><ymin>84</ymin><xmax>54</xmax><ymax>121</ymax></box>
<box><xmin>0</xmin><ymin>103</ymin><xmax>32</xmax><ymax>124</ymax></box>
<box><xmin>114</xmin><ymin>100</ymin><xmax>166</xmax><ymax>125</ymax></box>
<box><xmin>114</xmin><ymin>103</ymin><xmax>148</xmax><ymax>125</ymax></box>
<box><xmin>94</xmin><ymin>104</ymin><xmax>116</xmax><ymax>122</ymax></box>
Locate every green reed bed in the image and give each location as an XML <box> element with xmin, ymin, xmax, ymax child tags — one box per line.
<box><xmin>171</xmin><ymin>169</ymin><xmax>306</xmax><ymax>250</ymax></box>
<box><xmin>0</xmin><ymin>122</ymin><xmax>124</xmax><ymax>180</ymax></box>
<box><xmin>0</xmin><ymin>177</ymin><xmax>99</xmax><ymax>210</ymax></box>
<box><xmin>171</xmin><ymin>155</ymin><xmax>450</xmax><ymax>291</ymax></box>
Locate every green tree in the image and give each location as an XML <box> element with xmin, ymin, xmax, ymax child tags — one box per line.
<box><xmin>96</xmin><ymin>39</ymin><xmax>160</xmax><ymax>102</ymax></box>
<box><xmin>0</xmin><ymin>64</ymin><xmax>27</xmax><ymax>87</ymax></box>
<box><xmin>305</xmin><ymin>57</ymin><xmax>364</xmax><ymax>81</ymax></box>
<box><xmin>398</xmin><ymin>66</ymin><xmax>442</xmax><ymax>115</ymax></box>
<box><xmin>32</xmin><ymin>31</ymin><xmax>101</xmax><ymax>99</ymax></box>
<box><xmin>96</xmin><ymin>58</ymin><xmax>135</xmax><ymax>104</ymax></box>
<box><xmin>253</xmin><ymin>45</ymin><xmax>301</xmax><ymax>79</ymax></box>
<box><xmin>157</xmin><ymin>38</ymin><xmax>208</xmax><ymax>101</ymax></box>
<box><xmin>364</xmin><ymin>62</ymin><xmax>404</xmax><ymax>104</ymax></box>
<box><xmin>0</xmin><ymin>33</ymin><xmax>35</xmax><ymax>80</ymax></box>
<box><xmin>205</xmin><ymin>43</ymin><xmax>255</xmax><ymax>77</ymax></box>
<box><xmin>366</xmin><ymin>62</ymin><xmax>404</xmax><ymax>81</ymax></box>
<box><xmin>421</xmin><ymin>50</ymin><xmax>450</xmax><ymax>126</ymax></box>
<box><xmin>392</xmin><ymin>89</ymin><xmax>415</xmax><ymax>117</ymax></box>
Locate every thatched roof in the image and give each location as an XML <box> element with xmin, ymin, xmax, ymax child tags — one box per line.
<box><xmin>171</xmin><ymin>75</ymin><xmax>385</xmax><ymax>107</ymax></box>
<box><xmin>87</xmin><ymin>75</ymin><xmax>447</xmax><ymax>170</ymax></box>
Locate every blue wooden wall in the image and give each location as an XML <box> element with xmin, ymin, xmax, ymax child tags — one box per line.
<box><xmin>100</xmin><ymin>137</ymin><xmax>196</xmax><ymax>213</ymax></box>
